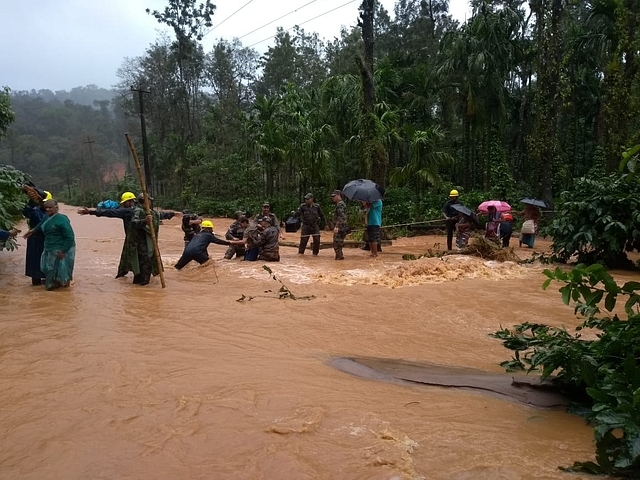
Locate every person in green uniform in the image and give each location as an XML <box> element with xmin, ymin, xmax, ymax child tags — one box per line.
<box><xmin>118</xmin><ymin>194</ymin><xmax>160</xmax><ymax>286</ymax></box>
<box><xmin>330</xmin><ymin>190</ymin><xmax>348</xmax><ymax>260</ymax></box>
<box><xmin>24</xmin><ymin>200</ymin><xmax>76</xmax><ymax>291</ymax></box>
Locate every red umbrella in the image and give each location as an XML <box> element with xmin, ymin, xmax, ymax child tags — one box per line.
<box><xmin>477</xmin><ymin>200</ymin><xmax>512</xmax><ymax>213</ymax></box>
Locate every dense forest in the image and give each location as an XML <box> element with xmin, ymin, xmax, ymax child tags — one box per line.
<box><xmin>2</xmin><ymin>0</ymin><xmax>640</xmax><ymax>218</ymax></box>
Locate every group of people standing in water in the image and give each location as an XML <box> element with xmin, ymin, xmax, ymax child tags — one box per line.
<box><xmin>442</xmin><ymin>190</ymin><xmax>542</xmax><ymax>251</ymax></box>
<box><xmin>1</xmin><ymin>184</ymin><xmax>544</xmax><ymax>290</ymax></box>
<box><xmin>0</xmin><ymin>185</ymin><xmax>76</xmax><ymax>290</ymax></box>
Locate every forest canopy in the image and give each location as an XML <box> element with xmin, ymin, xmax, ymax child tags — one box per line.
<box><xmin>0</xmin><ymin>0</ymin><xmax>638</xmax><ymax>219</ymax></box>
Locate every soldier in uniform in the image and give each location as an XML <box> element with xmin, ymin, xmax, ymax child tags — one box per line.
<box><xmin>293</xmin><ymin>193</ymin><xmax>326</xmax><ymax>255</ymax></box>
<box><xmin>181</xmin><ymin>210</ymin><xmax>202</xmax><ymax>245</ymax></box>
<box><xmin>256</xmin><ymin>216</ymin><xmax>280</xmax><ymax>262</ymax></box>
<box><xmin>330</xmin><ymin>190</ymin><xmax>348</xmax><ymax>260</ymax></box>
<box><xmin>224</xmin><ymin>216</ymin><xmax>249</xmax><ymax>259</ymax></box>
<box><xmin>242</xmin><ymin>219</ymin><xmax>264</xmax><ymax>261</ymax></box>
<box><xmin>253</xmin><ymin>203</ymin><xmax>279</xmax><ymax>230</ymax></box>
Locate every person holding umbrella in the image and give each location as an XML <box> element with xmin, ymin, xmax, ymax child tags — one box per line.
<box><xmin>443</xmin><ymin>190</ymin><xmax>463</xmax><ymax>251</ymax></box>
<box><xmin>517</xmin><ymin>198</ymin><xmax>544</xmax><ymax>248</ymax></box>
<box><xmin>477</xmin><ymin>201</ymin><xmax>512</xmax><ymax>245</ymax></box>
<box><xmin>342</xmin><ymin>179</ymin><xmax>385</xmax><ymax>256</ymax></box>
<box><xmin>450</xmin><ymin>203</ymin><xmax>476</xmax><ymax>249</ymax></box>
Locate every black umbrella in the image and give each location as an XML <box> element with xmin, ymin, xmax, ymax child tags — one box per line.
<box><xmin>342</xmin><ymin>179</ymin><xmax>384</xmax><ymax>202</ymax></box>
<box><xmin>451</xmin><ymin>203</ymin><xmax>472</xmax><ymax>217</ymax></box>
<box><xmin>520</xmin><ymin>198</ymin><xmax>547</xmax><ymax>208</ymax></box>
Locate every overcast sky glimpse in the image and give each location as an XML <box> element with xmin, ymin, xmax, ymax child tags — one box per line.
<box><xmin>1</xmin><ymin>0</ymin><xmax>471</xmax><ymax>92</ymax></box>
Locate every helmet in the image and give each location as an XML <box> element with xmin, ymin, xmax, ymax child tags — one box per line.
<box><xmin>449</xmin><ymin>189</ymin><xmax>459</xmax><ymax>197</ymax></box>
<box><xmin>120</xmin><ymin>191</ymin><xmax>136</xmax><ymax>203</ymax></box>
<box><xmin>201</xmin><ymin>220</ymin><xmax>214</xmax><ymax>229</ymax></box>
<box><xmin>43</xmin><ymin>191</ymin><xmax>53</xmax><ymax>201</ymax></box>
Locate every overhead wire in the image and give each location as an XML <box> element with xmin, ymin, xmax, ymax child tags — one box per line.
<box><xmin>246</xmin><ymin>0</ymin><xmax>359</xmax><ymax>48</ymax></box>
<box><xmin>202</xmin><ymin>0</ymin><xmax>258</xmax><ymax>38</ymax></box>
<box><xmin>237</xmin><ymin>0</ymin><xmax>321</xmax><ymax>41</ymax></box>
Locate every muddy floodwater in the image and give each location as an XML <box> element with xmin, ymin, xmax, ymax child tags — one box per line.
<box><xmin>0</xmin><ymin>205</ymin><xmax>608</xmax><ymax>479</ymax></box>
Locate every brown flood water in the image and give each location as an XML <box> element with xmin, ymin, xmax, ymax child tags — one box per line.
<box><xmin>0</xmin><ymin>205</ymin><xmax>619</xmax><ymax>479</ymax></box>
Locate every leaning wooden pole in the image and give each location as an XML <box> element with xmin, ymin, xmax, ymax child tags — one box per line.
<box><xmin>124</xmin><ymin>133</ymin><xmax>166</xmax><ymax>288</ymax></box>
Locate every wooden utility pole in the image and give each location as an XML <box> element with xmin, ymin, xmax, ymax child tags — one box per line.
<box><xmin>130</xmin><ymin>85</ymin><xmax>152</xmax><ymax>194</ymax></box>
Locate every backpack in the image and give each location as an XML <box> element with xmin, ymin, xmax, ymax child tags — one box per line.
<box><xmin>97</xmin><ymin>200</ymin><xmax>119</xmax><ymax>210</ymax></box>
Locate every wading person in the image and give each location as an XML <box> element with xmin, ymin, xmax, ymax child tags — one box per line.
<box><xmin>294</xmin><ymin>193</ymin><xmax>325</xmax><ymax>255</ymax></box>
<box><xmin>79</xmin><ymin>192</ymin><xmax>175</xmax><ymax>279</ymax></box>
<box><xmin>256</xmin><ymin>216</ymin><xmax>280</xmax><ymax>262</ymax></box>
<box><xmin>253</xmin><ymin>203</ymin><xmax>279</xmax><ymax>230</ymax></box>
<box><xmin>175</xmin><ymin>220</ymin><xmax>239</xmax><ymax>270</ymax></box>
<box><xmin>455</xmin><ymin>212</ymin><xmax>474</xmax><ymax>249</ymax></box>
<box><xmin>500</xmin><ymin>212</ymin><xmax>514</xmax><ymax>248</ymax></box>
<box><xmin>443</xmin><ymin>190</ymin><xmax>463</xmax><ymax>251</ymax></box>
<box><xmin>22</xmin><ymin>187</ymin><xmax>49</xmax><ymax>285</ymax></box>
<box><xmin>364</xmin><ymin>198</ymin><xmax>383</xmax><ymax>258</ymax></box>
<box><xmin>181</xmin><ymin>210</ymin><xmax>202</xmax><ymax>245</ymax></box>
<box><xmin>119</xmin><ymin>194</ymin><xmax>160</xmax><ymax>286</ymax></box>
<box><xmin>224</xmin><ymin>216</ymin><xmax>249</xmax><ymax>260</ymax></box>
<box><xmin>24</xmin><ymin>200</ymin><xmax>76</xmax><ymax>291</ymax></box>
<box><xmin>242</xmin><ymin>220</ymin><xmax>263</xmax><ymax>261</ymax></box>
<box><xmin>518</xmin><ymin>204</ymin><xmax>541</xmax><ymax>248</ymax></box>
<box><xmin>484</xmin><ymin>205</ymin><xmax>502</xmax><ymax>244</ymax></box>
<box><xmin>331</xmin><ymin>190</ymin><xmax>348</xmax><ymax>260</ymax></box>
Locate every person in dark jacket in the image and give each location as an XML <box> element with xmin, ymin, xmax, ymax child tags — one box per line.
<box><xmin>22</xmin><ymin>187</ymin><xmax>49</xmax><ymax>285</ymax></box>
<box><xmin>443</xmin><ymin>190</ymin><xmax>463</xmax><ymax>251</ymax></box>
<box><xmin>78</xmin><ymin>192</ymin><xmax>176</xmax><ymax>279</ymax></box>
<box><xmin>293</xmin><ymin>193</ymin><xmax>325</xmax><ymax>255</ymax></box>
<box><xmin>175</xmin><ymin>220</ymin><xmax>241</xmax><ymax>269</ymax></box>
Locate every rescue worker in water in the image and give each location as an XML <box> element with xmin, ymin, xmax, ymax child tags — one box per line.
<box><xmin>174</xmin><ymin>220</ymin><xmax>244</xmax><ymax>270</ymax></box>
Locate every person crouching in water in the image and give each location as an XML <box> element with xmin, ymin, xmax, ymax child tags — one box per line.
<box><xmin>256</xmin><ymin>216</ymin><xmax>280</xmax><ymax>261</ymax></box>
<box><xmin>175</xmin><ymin>221</ymin><xmax>243</xmax><ymax>270</ymax></box>
<box><xmin>224</xmin><ymin>215</ymin><xmax>249</xmax><ymax>260</ymax></box>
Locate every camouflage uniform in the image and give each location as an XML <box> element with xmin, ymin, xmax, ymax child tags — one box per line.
<box><xmin>224</xmin><ymin>220</ymin><xmax>246</xmax><ymax>259</ymax></box>
<box><xmin>181</xmin><ymin>213</ymin><xmax>201</xmax><ymax>245</ymax></box>
<box><xmin>332</xmin><ymin>199</ymin><xmax>348</xmax><ymax>260</ymax></box>
<box><xmin>118</xmin><ymin>205</ymin><xmax>161</xmax><ymax>285</ymax></box>
<box><xmin>294</xmin><ymin>202</ymin><xmax>325</xmax><ymax>255</ymax></box>
<box><xmin>257</xmin><ymin>225</ymin><xmax>280</xmax><ymax>262</ymax></box>
<box><xmin>252</xmin><ymin>212</ymin><xmax>279</xmax><ymax>230</ymax></box>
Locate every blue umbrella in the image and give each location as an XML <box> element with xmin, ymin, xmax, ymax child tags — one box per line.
<box><xmin>342</xmin><ymin>179</ymin><xmax>384</xmax><ymax>202</ymax></box>
<box><xmin>520</xmin><ymin>198</ymin><xmax>547</xmax><ymax>208</ymax></box>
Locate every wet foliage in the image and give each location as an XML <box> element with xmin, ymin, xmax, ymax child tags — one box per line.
<box><xmin>492</xmin><ymin>264</ymin><xmax>640</xmax><ymax>476</ymax></box>
<box><xmin>0</xmin><ymin>164</ymin><xmax>28</xmax><ymax>251</ymax></box>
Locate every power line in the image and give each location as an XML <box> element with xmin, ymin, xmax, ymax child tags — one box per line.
<box><xmin>246</xmin><ymin>0</ymin><xmax>359</xmax><ymax>49</ymax></box>
<box><xmin>203</xmin><ymin>0</ymin><xmax>257</xmax><ymax>38</ymax></box>
<box><xmin>238</xmin><ymin>0</ymin><xmax>321</xmax><ymax>41</ymax></box>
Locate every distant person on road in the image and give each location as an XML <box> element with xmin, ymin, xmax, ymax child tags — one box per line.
<box><xmin>443</xmin><ymin>190</ymin><xmax>462</xmax><ymax>251</ymax></box>
<box><xmin>24</xmin><ymin>200</ymin><xmax>75</xmax><ymax>291</ymax></box>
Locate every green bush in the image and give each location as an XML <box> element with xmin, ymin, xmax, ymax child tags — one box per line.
<box><xmin>0</xmin><ymin>164</ymin><xmax>29</xmax><ymax>251</ymax></box>
<box><xmin>545</xmin><ymin>173</ymin><xmax>640</xmax><ymax>267</ymax></box>
<box><xmin>492</xmin><ymin>264</ymin><xmax>640</xmax><ymax>476</ymax></box>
